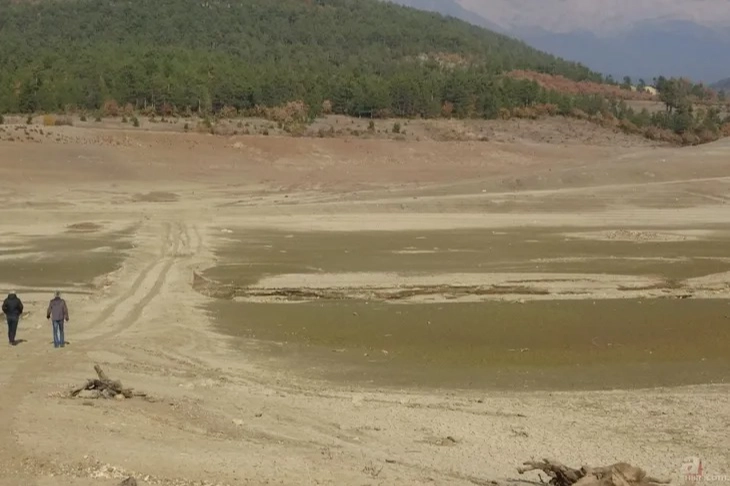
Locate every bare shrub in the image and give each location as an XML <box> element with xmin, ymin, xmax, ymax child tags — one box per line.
<box><xmin>681</xmin><ymin>131</ymin><xmax>700</xmax><ymax>146</ymax></box>
<box><xmin>721</xmin><ymin>122</ymin><xmax>730</xmax><ymax>137</ymax></box>
<box><xmin>250</xmin><ymin>101</ymin><xmax>309</xmax><ymax>127</ymax></box>
<box><xmin>158</xmin><ymin>102</ymin><xmax>175</xmax><ymax>117</ymax></box>
<box><xmin>534</xmin><ymin>103</ymin><xmax>558</xmax><ymax>117</ymax></box>
<box><xmin>219</xmin><ymin>105</ymin><xmax>238</xmax><ymax>119</ymax></box>
<box><xmin>317</xmin><ymin>126</ymin><xmax>335</xmax><ymax>138</ymax></box>
<box><xmin>644</xmin><ymin>126</ymin><xmax>680</xmax><ymax>144</ymax></box>
<box><xmin>196</xmin><ymin>117</ymin><xmax>214</xmax><ymax>134</ymax></box>
<box><xmin>102</xmin><ymin>99</ymin><xmax>120</xmax><ymax>117</ymax></box>
<box><xmin>374</xmin><ymin>108</ymin><xmax>392</xmax><ymax>118</ymax></box>
<box><xmin>569</xmin><ymin>108</ymin><xmax>590</xmax><ymax>120</ymax></box>
<box><xmin>598</xmin><ymin>112</ymin><xmax>619</xmax><ymax>129</ymax></box>
<box><xmin>139</xmin><ymin>105</ymin><xmax>156</xmax><ymax>117</ymax></box>
<box><xmin>696</xmin><ymin>129</ymin><xmax>718</xmax><ymax>144</ymax></box>
<box><xmin>55</xmin><ymin>116</ymin><xmax>73</xmax><ymax>126</ymax></box>
<box><xmin>441</xmin><ymin>101</ymin><xmax>454</xmax><ymax>117</ymax></box>
<box><xmin>284</xmin><ymin>122</ymin><xmax>307</xmax><ymax>137</ymax></box>
<box><xmin>618</xmin><ymin>118</ymin><xmax>640</xmax><ymax>134</ymax></box>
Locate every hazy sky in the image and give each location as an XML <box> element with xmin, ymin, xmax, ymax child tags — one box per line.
<box><xmin>457</xmin><ymin>0</ymin><xmax>730</xmax><ymax>33</ymax></box>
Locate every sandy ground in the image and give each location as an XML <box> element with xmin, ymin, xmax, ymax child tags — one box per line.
<box><xmin>0</xmin><ymin>122</ymin><xmax>729</xmax><ymax>486</ymax></box>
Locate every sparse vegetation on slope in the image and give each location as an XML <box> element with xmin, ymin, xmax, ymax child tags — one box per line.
<box><xmin>503</xmin><ymin>72</ymin><xmax>730</xmax><ymax>145</ymax></box>
<box><xmin>507</xmin><ymin>71</ymin><xmax>657</xmax><ymax>101</ymax></box>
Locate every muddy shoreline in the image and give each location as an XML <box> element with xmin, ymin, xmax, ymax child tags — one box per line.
<box><xmin>1</xmin><ymin>128</ymin><xmax>729</xmax><ymax>485</ymax></box>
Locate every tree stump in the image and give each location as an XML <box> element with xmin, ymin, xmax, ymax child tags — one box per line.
<box><xmin>517</xmin><ymin>460</ymin><xmax>670</xmax><ymax>486</ymax></box>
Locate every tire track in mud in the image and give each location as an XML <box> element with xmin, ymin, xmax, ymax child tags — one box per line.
<box><xmin>0</xmin><ymin>218</ymin><xmax>189</xmax><ymax>474</ymax></box>
<box><xmin>1</xmin><ymin>216</ymin><xmax>424</xmax><ymax>483</ymax></box>
<box><xmin>78</xmin><ymin>220</ymin><xmax>184</xmax><ymax>341</ymax></box>
<box><xmin>91</xmin><ymin>221</ymin><xmax>172</xmax><ymax>327</ymax></box>
<box><xmin>178</xmin><ymin>221</ymin><xmax>192</xmax><ymax>256</ymax></box>
<box><xmin>192</xmin><ymin>224</ymin><xmax>204</xmax><ymax>255</ymax></box>
<box><xmin>215</xmin><ymin>175</ymin><xmax>730</xmax><ymax>209</ymax></box>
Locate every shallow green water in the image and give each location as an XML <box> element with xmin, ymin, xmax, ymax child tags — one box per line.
<box><xmin>203</xmin><ymin>227</ymin><xmax>730</xmax><ymax>391</ymax></box>
<box><xmin>208</xmin><ymin>298</ymin><xmax>730</xmax><ymax>390</ymax></box>
<box><xmin>204</xmin><ymin>227</ymin><xmax>730</xmax><ymax>286</ymax></box>
<box><xmin>0</xmin><ymin>227</ymin><xmax>133</xmax><ymax>288</ymax></box>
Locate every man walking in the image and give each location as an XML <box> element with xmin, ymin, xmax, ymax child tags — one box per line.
<box><xmin>47</xmin><ymin>291</ymin><xmax>69</xmax><ymax>348</ymax></box>
<box><xmin>2</xmin><ymin>291</ymin><xmax>24</xmax><ymax>346</ymax></box>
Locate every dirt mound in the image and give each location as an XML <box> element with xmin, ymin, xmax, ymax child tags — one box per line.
<box><xmin>564</xmin><ymin>229</ymin><xmax>703</xmax><ymax>242</ymax></box>
<box><xmin>67</xmin><ymin>222</ymin><xmax>103</xmax><ymax>233</ymax></box>
<box><xmin>131</xmin><ymin>191</ymin><xmax>179</xmax><ymax>203</ymax></box>
<box><xmin>194</xmin><ymin>271</ymin><xmax>706</xmax><ymax>303</ymax></box>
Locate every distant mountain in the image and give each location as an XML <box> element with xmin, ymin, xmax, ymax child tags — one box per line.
<box><xmin>393</xmin><ymin>0</ymin><xmax>730</xmax><ymax>83</ymax></box>
<box><xmin>516</xmin><ymin>20</ymin><xmax>730</xmax><ymax>83</ymax></box>
<box><xmin>712</xmin><ymin>78</ymin><xmax>730</xmax><ymax>91</ymax></box>
<box><xmin>388</xmin><ymin>0</ymin><xmax>505</xmax><ymax>32</ymax></box>
<box><xmin>456</xmin><ymin>0</ymin><xmax>730</xmax><ymax>36</ymax></box>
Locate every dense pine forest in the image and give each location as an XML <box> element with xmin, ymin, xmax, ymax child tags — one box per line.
<box><xmin>0</xmin><ymin>0</ymin><xmax>728</xmax><ymax>144</ymax></box>
<box><xmin>0</xmin><ymin>0</ymin><xmax>599</xmax><ymax>115</ymax></box>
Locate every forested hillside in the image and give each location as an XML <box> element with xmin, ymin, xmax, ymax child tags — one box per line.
<box><xmin>0</xmin><ymin>0</ymin><xmax>600</xmax><ymax>115</ymax></box>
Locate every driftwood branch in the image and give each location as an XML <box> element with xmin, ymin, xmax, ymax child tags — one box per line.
<box><xmin>70</xmin><ymin>364</ymin><xmax>146</xmax><ymax>400</ymax></box>
<box><xmin>518</xmin><ymin>460</ymin><xmax>671</xmax><ymax>486</ymax></box>
<box><xmin>518</xmin><ymin>459</ymin><xmax>584</xmax><ymax>486</ymax></box>
<box><xmin>94</xmin><ymin>364</ymin><xmax>110</xmax><ymax>381</ymax></box>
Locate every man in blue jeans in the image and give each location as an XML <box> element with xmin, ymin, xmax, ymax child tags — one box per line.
<box><xmin>46</xmin><ymin>291</ymin><xmax>69</xmax><ymax>348</ymax></box>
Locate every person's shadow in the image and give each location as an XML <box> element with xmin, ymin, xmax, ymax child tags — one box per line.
<box><xmin>12</xmin><ymin>339</ymin><xmax>27</xmax><ymax>346</ymax></box>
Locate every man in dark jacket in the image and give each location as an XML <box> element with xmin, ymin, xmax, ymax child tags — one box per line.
<box><xmin>2</xmin><ymin>292</ymin><xmax>24</xmax><ymax>346</ymax></box>
<box><xmin>47</xmin><ymin>291</ymin><xmax>69</xmax><ymax>348</ymax></box>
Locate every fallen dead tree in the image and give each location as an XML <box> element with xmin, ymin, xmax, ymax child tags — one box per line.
<box><xmin>70</xmin><ymin>364</ymin><xmax>146</xmax><ymax>400</ymax></box>
<box><xmin>517</xmin><ymin>460</ymin><xmax>671</xmax><ymax>486</ymax></box>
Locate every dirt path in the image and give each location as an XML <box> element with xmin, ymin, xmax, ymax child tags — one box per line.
<box><xmin>0</xmin><ymin>218</ymin><xmax>175</xmax><ymax>476</ymax></box>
